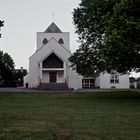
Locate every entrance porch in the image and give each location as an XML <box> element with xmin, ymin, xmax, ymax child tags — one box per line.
<box><xmin>42</xmin><ymin>70</ymin><xmax>65</xmax><ymax>83</ymax></box>
<box><xmin>38</xmin><ymin>52</ymin><xmax>68</xmax><ymax>90</ymax></box>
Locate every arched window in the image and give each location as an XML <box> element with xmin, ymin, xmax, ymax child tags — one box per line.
<box><xmin>58</xmin><ymin>38</ymin><xmax>64</xmax><ymax>44</ymax></box>
<box><xmin>43</xmin><ymin>38</ymin><xmax>48</xmax><ymax>45</ymax></box>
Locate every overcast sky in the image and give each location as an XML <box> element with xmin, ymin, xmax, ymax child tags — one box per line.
<box><xmin>0</xmin><ymin>0</ymin><xmax>80</xmax><ymax>69</ymax></box>
<box><xmin>0</xmin><ymin>0</ymin><xmax>139</xmax><ymax>77</ymax></box>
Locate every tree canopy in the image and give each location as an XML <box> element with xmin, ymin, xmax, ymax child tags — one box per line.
<box><xmin>0</xmin><ymin>20</ymin><xmax>4</xmax><ymax>38</ymax></box>
<box><xmin>69</xmin><ymin>0</ymin><xmax>140</xmax><ymax>76</ymax></box>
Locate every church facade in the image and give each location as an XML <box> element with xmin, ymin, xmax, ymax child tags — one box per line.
<box><xmin>24</xmin><ymin>23</ymin><xmax>129</xmax><ymax>90</ymax></box>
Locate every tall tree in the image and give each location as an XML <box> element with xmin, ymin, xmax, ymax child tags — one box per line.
<box><xmin>69</xmin><ymin>0</ymin><xmax>140</xmax><ymax>75</ymax></box>
<box><xmin>0</xmin><ymin>20</ymin><xmax>4</xmax><ymax>38</ymax></box>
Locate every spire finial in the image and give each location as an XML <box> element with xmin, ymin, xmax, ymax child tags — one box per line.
<box><xmin>52</xmin><ymin>13</ymin><xmax>55</xmax><ymax>22</ymax></box>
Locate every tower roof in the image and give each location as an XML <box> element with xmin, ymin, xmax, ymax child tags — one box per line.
<box><xmin>44</xmin><ymin>22</ymin><xmax>62</xmax><ymax>33</ymax></box>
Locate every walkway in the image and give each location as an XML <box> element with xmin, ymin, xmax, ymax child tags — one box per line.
<box><xmin>0</xmin><ymin>87</ymin><xmax>105</xmax><ymax>93</ymax></box>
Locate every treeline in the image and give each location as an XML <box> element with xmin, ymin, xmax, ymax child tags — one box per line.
<box><xmin>0</xmin><ymin>50</ymin><xmax>27</xmax><ymax>87</ymax></box>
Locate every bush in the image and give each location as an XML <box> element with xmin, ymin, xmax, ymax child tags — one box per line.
<box><xmin>130</xmin><ymin>84</ymin><xmax>135</xmax><ymax>89</ymax></box>
<box><xmin>111</xmin><ymin>86</ymin><xmax>116</xmax><ymax>89</ymax></box>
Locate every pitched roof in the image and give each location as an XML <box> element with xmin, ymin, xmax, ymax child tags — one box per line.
<box><xmin>30</xmin><ymin>37</ymin><xmax>71</xmax><ymax>61</ymax></box>
<box><xmin>44</xmin><ymin>22</ymin><xmax>62</xmax><ymax>33</ymax></box>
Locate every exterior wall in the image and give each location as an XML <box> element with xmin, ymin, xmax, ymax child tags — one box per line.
<box><xmin>67</xmin><ymin>65</ymin><xmax>83</xmax><ymax>90</ymax></box>
<box><xmin>37</xmin><ymin>32</ymin><xmax>70</xmax><ymax>51</ymax></box>
<box><xmin>24</xmin><ymin>74</ymin><xmax>28</xmax><ymax>87</ymax></box>
<box><xmin>57</xmin><ymin>71</ymin><xmax>65</xmax><ymax>83</ymax></box>
<box><xmin>95</xmin><ymin>76</ymin><xmax>100</xmax><ymax>88</ymax></box>
<box><xmin>42</xmin><ymin>71</ymin><xmax>49</xmax><ymax>83</ymax></box>
<box><xmin>99</xmin><ymin>72</ymin><xmax>129</xmax><ymax>89</ymax></box>
<box><xmin>28</xmin><ymin>58</ymin><xmax>40</xmax><ymax>88</ymax></box>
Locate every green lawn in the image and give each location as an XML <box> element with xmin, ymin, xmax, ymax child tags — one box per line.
<box><xmin>0</xmin><ymin>91</ymin><xmax>140</xmax><ymax>140</ymax></box>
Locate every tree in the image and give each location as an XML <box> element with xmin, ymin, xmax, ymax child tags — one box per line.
<box><xmin>14</xmin><ymin>68</ymin><xmax>27</xmax><ymax>86</ymax></box>
<box><xmin>69</xmin><ymin>0</ymin><xmax>140</xmax><ymax>75</ymax></box>
<box><xmin>102</xmin><ymin>0</ymin><xmax>140</xmax><ymax>73</ymax></box>
<box><xmin>69</xmin><ymin>43</ymin><xmax>105</xmax><ymax>76</ymax></box>
<box><xmin>0</xmin><ymin>20</ymin><xmax>17</xmax><ymax>87</ymax></box>
<box><xmin>0</xmin><ymin>50</ymin><xmax>15</xmax><ymax>86</ymax></box>
<box><xmin>0</xmin><ymin>19</ymin><xmax>4</xmax><ymax>38</ymax></box>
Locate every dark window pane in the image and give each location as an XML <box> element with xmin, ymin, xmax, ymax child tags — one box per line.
<box><xmin>43</xmin><ymin>53</ymin><xmax>63</xmax><ymax>68</ymax></box>
<box><xmin>59</xmin><ymin>38</ymin><xmax>64</xmax><ymax>44</ymax></box>
<box><xmin>43</xmin><ymin>38</ymin><xmax>48</xmax><ymax>45</ymax></box>
<box><xmin>115</xmin><ymin>79</ymin><xmax>119</xmax><ymax>83</ymax></box>
<box><xmin>110</xmin><ymin>80</ymin><xmax>114</xmax><ymax>83</ymax></box>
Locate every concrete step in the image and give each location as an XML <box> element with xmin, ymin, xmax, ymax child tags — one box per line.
<box><xmin>39</xmin><ymin>83</ymin><xmax>69</xmax><ymax>91</ymax></box>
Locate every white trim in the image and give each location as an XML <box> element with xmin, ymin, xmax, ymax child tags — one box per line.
<box><xmin>42</xmin><ymin>68</ymin><xmax>64</xmax><ymax>71</ymax></box>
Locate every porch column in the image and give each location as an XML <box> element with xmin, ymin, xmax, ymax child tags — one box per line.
<box><xmin>64</xmin><ymin>62</ymin><xmax>67</xmax><ymax>83</ymax></box>
<box><xmin>39</xmin><ymin>62</ymin><xmax>42</xmax><ymax>83</ymax></box>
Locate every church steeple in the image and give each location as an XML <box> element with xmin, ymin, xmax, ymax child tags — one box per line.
<box><xmin>44</xmin><ymin>22</ymin><xmax>62</xmax><ymax>33</ymax></box>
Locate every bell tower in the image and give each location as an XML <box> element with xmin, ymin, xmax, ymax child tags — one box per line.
<box><xmin>36</xmin><ymin>22</ymin><xmax>70</xmax><ymax>52</ymax></box>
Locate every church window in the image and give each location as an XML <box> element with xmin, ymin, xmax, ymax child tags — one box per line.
<box><xmin>110</xmin><ymin>72</ymin><xmax>119</xmax><ymax>84</ymax></box>
<box><xmin>82</xmin><ymin>78</ymin><xmax>95</xmax><ymax>88</ymax></box>
<box><xmin>43</xmin><ymin>38</ymin><xmax>48</xmax><ymax>45</ymax></box>
<box><xmin>42</xmin><ymin>53</ymin><xmax>63</xmax><ymax>68</ymax></box>
<box><xmin>59</xmin><ymin>38</ymin><xmax>64</xmax><ymax>44</ymax></box>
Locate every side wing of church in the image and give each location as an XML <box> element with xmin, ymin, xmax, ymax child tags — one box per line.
<box><xmin>24</xmin><ymin>23</ymin><xmax>129</xmax><ymax>90</ymax></box>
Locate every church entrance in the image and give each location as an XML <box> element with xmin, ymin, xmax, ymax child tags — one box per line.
<box><xmin>49</xmin><ymin>72</ymin><xmax>57</xmax><ymax>83</ymax></box>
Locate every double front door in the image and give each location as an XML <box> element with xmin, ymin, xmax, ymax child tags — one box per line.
<box><xmin>49</xmin><ymin>72</ymin><xmax>57</xmax><ymax>83</ymax></box>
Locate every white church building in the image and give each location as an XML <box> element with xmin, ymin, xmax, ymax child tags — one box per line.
<box><xmin>24</xmin><ymin>22</ymin><xmax>129</xmax><ymax>90</ymax></box>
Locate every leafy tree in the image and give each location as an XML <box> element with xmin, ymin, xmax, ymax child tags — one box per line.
<box><xmin>69</xmin><ymin>44</ymin><xmax>105</xmax><ymax>76</ymax></box>
<box><xmin>103</xmin><ymin>0</ymin><xmax>140</xmax><ymax>73</ymax></box>
<box><xmin>0</xmin><ymin>20</ymin><xmax>17</xmax><ymax>87</ymax></box>
<box><xmin>0</xmin><ymin>20</ymin><xmax>4</xmax><ymax>38</ymax></box>
<box><xmin>0</xmin><ymin>50</ymin><xmax>15</xmax><ymax>86</ymax></box>
<box><xmin>69</xmin><ymin>0</ymin><xmax>140</xmax><ymax>75</ymax></box>
<box><xmin>14</xmin><ymin>68</ymin><xmax>27</xmax><ymax>86</ymax></box>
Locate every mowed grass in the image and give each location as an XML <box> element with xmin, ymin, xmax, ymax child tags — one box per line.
<box><xmin>0</xmin><ymin>91</ymin><xmax>140</xmax><ymax>140</ymax></box>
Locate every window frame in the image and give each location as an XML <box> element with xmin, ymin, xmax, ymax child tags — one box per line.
<box><xmin>110</xmin><ymin>73</ymin><xmax>119</xmax><ymax>84</ymax></box>
<box><xmin>82</xmin><ymin>78</ymin><xmax>95</xmax><ymax>88</ymax></box>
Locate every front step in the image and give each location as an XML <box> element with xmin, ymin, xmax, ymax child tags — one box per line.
<box><xmin>39</xmin><ymin>83</ymin><xmax>69</xmax><ymax>91</ymax></box>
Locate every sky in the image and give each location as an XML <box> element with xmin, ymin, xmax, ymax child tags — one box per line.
<box><xmin>0</xmin><ymin>0</ymin><xmax>140</xmax><ymax>78</ymax></box>
<box><xmin>0</xmin><ymin>0</ymin><xmax>80</xmax><ymax>69</ymax></box>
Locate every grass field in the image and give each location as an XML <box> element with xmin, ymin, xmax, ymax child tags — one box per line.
<box><xmin>0</xmin><ymin>91</ymin><xmax>140</xmax><ymax>140</ymax></box>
